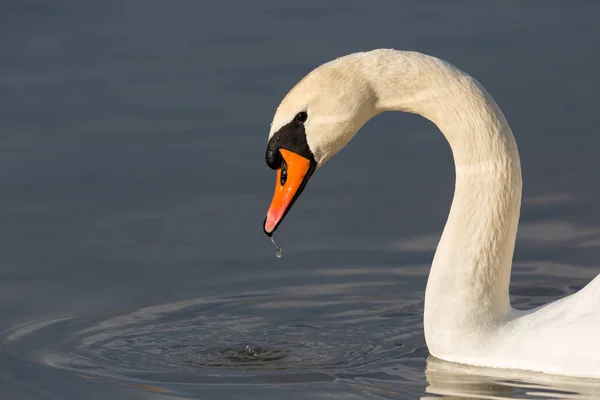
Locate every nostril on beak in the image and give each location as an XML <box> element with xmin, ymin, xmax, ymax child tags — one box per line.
<box><xmin>280</xmin><ymin>161</ymin><xmax>288</xmax><ymax>186</ymax></box>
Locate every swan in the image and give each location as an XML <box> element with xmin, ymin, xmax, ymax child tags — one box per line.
<box><xmin>261</xmin><ymin>49</ymin><xmax>600</xmax><ymax>378</ymax></box>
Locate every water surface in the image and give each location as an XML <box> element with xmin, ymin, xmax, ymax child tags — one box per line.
<box><xmin>1</xmin><ymin>1</ymin><xmax>600</xmax><ymax>399</ymax></box>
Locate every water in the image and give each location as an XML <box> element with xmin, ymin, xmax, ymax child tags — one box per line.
<box><xmin>1</xmin><ymin>1</ymin><xmax>600</xmax><ymax>399</ymax></box>
<box><xmin>270</xmin><ymin>236</ymin><xmax>283</xmax><ymax>258</ymax></box>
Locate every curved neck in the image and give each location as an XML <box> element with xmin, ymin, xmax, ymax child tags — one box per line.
<box><xmin>362</xmin><ymin>51</ymin><xmax>522</xmax><ymax>350</ymax></box>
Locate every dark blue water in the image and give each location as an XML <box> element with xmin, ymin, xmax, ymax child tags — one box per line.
<box><xmin>1</xmin><ymin>2</ymin><xmax>600</xmax><ymax>399</ymax></box>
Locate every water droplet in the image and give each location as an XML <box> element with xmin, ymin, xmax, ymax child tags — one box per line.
<box><xmin>270</xmin><ymin>236</ymin><xmax>282</xmax><ymax>258</ymax></box>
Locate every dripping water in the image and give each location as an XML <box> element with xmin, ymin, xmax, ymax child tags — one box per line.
<box><xmin>270</xmin><ymin>235</ymin><xmax>282</xmax><ymax>258</ymax></box>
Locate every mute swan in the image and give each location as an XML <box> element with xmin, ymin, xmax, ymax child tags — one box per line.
<box><xmin>262</xmin><ymin>49</ymin><xmax>600</xmax><ymax>378</ymax></box>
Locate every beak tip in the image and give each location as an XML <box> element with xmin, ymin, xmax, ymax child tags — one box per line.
<box><xmin>263</xmin><ymin>217</ymin><xmax>274</xmax><ymax>237</ymax></box>
<box><xmin>264</xmin><ymin>209</ymin><xmax>283</xmax><ymax>237</ymax></box>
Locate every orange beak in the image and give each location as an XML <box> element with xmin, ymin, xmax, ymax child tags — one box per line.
<box><xmin>264</xmin><ymin>148</ymin><xmax>315</xmax><ymax>236</ymax></box>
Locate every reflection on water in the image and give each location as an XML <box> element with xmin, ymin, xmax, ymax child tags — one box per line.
<box><xmin>425</xmin><ymin>357</ymin><xmax>600</xmax><ymax>400</ymax></box>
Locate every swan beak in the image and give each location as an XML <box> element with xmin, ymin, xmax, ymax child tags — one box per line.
<box><xmin>264</xmin><ymin>149</ymin><xmax>314</xmax><ymax>236</ymax></box>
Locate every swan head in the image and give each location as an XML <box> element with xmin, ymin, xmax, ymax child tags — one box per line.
<box><xmin>263</xmin><ymin>54</ymin><xmax>377</xmax><ymax>236</ymax></box>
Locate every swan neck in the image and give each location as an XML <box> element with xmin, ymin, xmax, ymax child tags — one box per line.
<box><xmin>362</xmin><ymin>51</ymin><xmax>522</xmax><ymax>351</ymax></box>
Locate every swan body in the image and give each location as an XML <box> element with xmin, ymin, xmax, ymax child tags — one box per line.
<box><xmin>262</xmin><ymin>49</ymin><xmax>600</xmax><ymax>378</ymax></box>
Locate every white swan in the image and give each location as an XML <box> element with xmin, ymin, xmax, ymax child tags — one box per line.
<box><xmin>262</xmin><ymin>49</ymin><xmax>600</xmax><ymax>378</ymax></box>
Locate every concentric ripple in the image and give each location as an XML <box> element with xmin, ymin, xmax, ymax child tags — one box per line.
<box><xmin>4</xmin><ymin>281</ymin><xmax>600</xmax><ymax>398</ymax></box>
<box><xmin>1</xmin><ymin>292</ymin><xmax>425</xmax><ymax>387</ymax></box>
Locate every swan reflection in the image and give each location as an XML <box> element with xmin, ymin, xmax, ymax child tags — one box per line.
<box><xmin>424</xmin><ymin>356</ymin><xmax>600</xmax><ymax>399</ymax></box>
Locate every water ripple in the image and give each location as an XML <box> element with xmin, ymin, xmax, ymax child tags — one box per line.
<box><xmin>3</xmin><ymin>276</ymin><xmax>599</xmax><ymax>398</ymax></box>
<box><xmin>2</xmin><ymin>292</ymin><xmax>423</xmax><ymax>389</ymax></box>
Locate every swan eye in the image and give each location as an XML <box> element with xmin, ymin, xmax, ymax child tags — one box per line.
<box><xmin>295</xmin><ymin>111</ymin><xmax>308</xmax><ymax>125</ymax></box>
